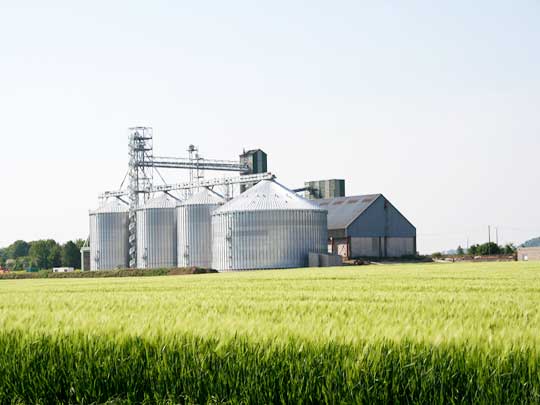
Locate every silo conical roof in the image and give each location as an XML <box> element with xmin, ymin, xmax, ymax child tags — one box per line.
<box><xmin>90</xmin><ymin>199</ymin><xmax>129</xmax><ymax>214</ymax></box>
<box><xmin>140</xmin><ymin>194</ymin><xmax>177</xmax><ymax>209</ymax></box>
<box><xmin>214</xmin><ymin>180</ymin><xmax>323</xmax><ymax>213</ymax></box>
<box><xmin>180</xmin><ymin>188</ymin><xmax>225</xmax><ymax>206</ymax></box>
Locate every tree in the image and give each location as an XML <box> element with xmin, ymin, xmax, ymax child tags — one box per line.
<box><xmin>8</xmin><ymin>240</ymin><xmax>30</xmax><ymax>259</ymax></box>
<box><xmin>0</xmin><ymin>248</ymin><xmax>7</xmax><ymax>266</ymax></box>
<box><xmin>75</xmin><ymin>239</ymin><xmax>86</xmax><ymax>249</ymax></box>
<box><xmin>62</xmin><ymin>241</ymin><xmax>81</xmax><ymax>268</ymax></box>
<box><xmin>29</xmin><ymin>241</ymin><xmax>49</xmax><ymax>269</ymax></box>
<box><xmin>48</xmin><ymin>244</ymin><xmax>62</xmax><ymax>268</ymax></box>
<box><xmin>476</xmin><ymin>242</ymin><xmax>501</xmax><ymax>256</ymax></box>
<box><xmin>12</xmin><ymin>256</ymin><xmax>33</xmax><ymax>271</ymax></box>
<box><xmin>29</xmin><ymin>240</ymin><xmax>61</xmax><ymax>269</ymax></box>
<box><xmin>468</xmin><ymin>245</ymin><xmax>478</xmax><ymax>255</ymax></box>
<box><xmin>456</xmin><ymin>246</ymin><xmax>464</xmax><ymax>255</ymax></box>
<box><xmin>503</xmin><ymin>244</ymin><xmax>516</xmax><ymax>255</ymax></box>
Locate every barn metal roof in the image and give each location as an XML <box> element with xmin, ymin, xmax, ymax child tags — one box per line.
<box><xmin>215</xmin><ymin>180</ymin><xmax>325</xmax><ymax>213</ymax></box>
<box><xmin>313</xmin><ymin>194</ymin><xmax>382</xmax><ymax>230</ymax></box>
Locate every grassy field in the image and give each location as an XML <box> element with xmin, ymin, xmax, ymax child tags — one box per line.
<box><xmin>0</xmin><ymin>262</ymin><xmax>539</xmax><ymax>403</ymax></box>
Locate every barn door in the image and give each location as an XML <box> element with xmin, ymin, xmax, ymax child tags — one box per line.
<box><xmin>336</xmin><ymin>238</ymin><xmax>350</xmax><ymax>259</ymax></box>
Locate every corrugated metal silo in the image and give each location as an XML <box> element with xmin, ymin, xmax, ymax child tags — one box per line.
<box><xmin>211</xmin><ymin>180</ymin><xmax>328</xmax><ymax>271</ymax></box>
<box><xmin>177</xmin><ymin>188</ymin><xmax>224</xmax><ymax>268</ymax></box>
<box><xmin>136</xmin><ymin>194</ymin><xmax>177</xmax><ymax>269</ymax></box>
<box><xmin>89</xmin><ymin>200</ymin><xmax>129</xmax><ymax>270</ymax></box>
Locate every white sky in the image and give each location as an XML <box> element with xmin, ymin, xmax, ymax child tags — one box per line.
<box><xmin>1</xmin><ymin>1</ymin><xmax>539</xmax><ymax>253</ymax></box>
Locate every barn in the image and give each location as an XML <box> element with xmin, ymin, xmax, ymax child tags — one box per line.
<box><xmin>314</xmin><ymin>194</ymin><xmax>416</xmax><ymax>259</ymax></box>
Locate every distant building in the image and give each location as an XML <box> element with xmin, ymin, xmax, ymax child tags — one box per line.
<box><xmin>53</xmin><ymin>267</ymin><xmax>74</xmax><ymax>273</ymax></box>
<box><xmin>313</xmin><ymin>194</ymin><xmax>416</xmax><ymax>259</ymax></box>
<box><xmin>304</xmin><ymin>179</ymin><xmax>345</xmax><ymax>200</ymax></box>
<box><xmin>517</xmin><ymin>247</ymin><xmax>540</xmax><ymax>261</ymax></box>
<box><xmin>240</xmin><ymin>149</ymin><xmax>267</xmax><ymax>175</ymax></box>
<box><xmin>80</xmin><ymin>246</ymin><xmax>90</xmax><ymax>271</ymax></box>
<box><xmin>239</xmin><ymin>149</ymin><xmax>268</xmax><ymax>192</ymax></box>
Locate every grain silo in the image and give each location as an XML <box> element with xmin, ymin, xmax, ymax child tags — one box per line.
<box><xmin>212</xmin><ymin>180</ymin><xmax>328</xmax><ymax>271</ymax></box>
<box><xmin>89</xmin><ymin>199</ymin><xmax>129</xmax><ymax>270</ymax></box>
<box><xmin>177</xmin><ymin>188</ymin><xmax>225</xmax><ymax>268</ymax></box>
<box><xmin>136</xmin><ymin>194</ymin><xmax>177</xmax><ymax>269</ymax></box>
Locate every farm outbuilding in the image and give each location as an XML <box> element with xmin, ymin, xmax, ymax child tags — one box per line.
<box><xmin>52</xmin><ymin>267</ymin><xmax>74</xmax><ymax>273</ymax></box>
<box><xmin>314</xmin><ymin>194</ymin><xmax>416</xmax><ymax>259</ymax></box>
<box><xmin>517</xmin><ymin>247</ymin><xmax>540</xmax><ymax>261</ymax></box>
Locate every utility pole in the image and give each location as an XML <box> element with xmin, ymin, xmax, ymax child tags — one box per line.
<box><xmin>488</xmin><ymin>225</ymin><xmax>491</xmax><ymax>255</ymax></box>
<box><xmin>496</xmin><ymin>227</ymin><xmax>499</xmax><ymax>245</ymax></box>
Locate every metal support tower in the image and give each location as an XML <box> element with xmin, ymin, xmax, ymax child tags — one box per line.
<box><xmin>128</xmin><ymin>127</ymin><xmax>154</xmax><ymax>268</ymax></box>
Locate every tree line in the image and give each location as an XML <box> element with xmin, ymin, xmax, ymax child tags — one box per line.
<box><xmin>455</xmin><ymin>242</ymin><xmax>516</xmax><ymax>256</ymax></box>
<box><xmin>0</xmin><ymin>239</ymin><xmax>85</xmax><ymax>271</ymax></box>
<box><xmin>432</xmin><ymin>242</ymin><xmax>517</xmax><ymax>258</ymax></box>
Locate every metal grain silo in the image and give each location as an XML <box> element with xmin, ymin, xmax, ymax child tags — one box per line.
<box><xmin>89</xmin><ymin>199</ymin><xmax>129</xmax><ymax>271</ymax></box>
<box><xmin>177</xmin><ymin>189</ymin><xmax>224</xmax><ymax>268</ymax></box>
<box><xmin>136</xmin><ymin>194</ymin><xmax>177</xmax><ymax>269</ymax></box>
<box><xmin>211</xmin><ymin>180</ymin><xmax>328</xmax><ymax>271</ymax></box>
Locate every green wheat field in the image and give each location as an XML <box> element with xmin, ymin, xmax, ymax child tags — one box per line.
<box><xmin>1</xmin><ymin>262</ymin><xmax>539</xmax><ymax>404</ymax></box>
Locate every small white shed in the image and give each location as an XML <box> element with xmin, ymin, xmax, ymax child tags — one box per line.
<box><xmin>52</xmin><ymin>267</ymin><xmax>74</xmax><ymax>273</ymax></box>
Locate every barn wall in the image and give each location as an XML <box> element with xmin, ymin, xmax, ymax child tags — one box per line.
<box><xmin>386</xmin><ymin>237</ymin><xmax>416</xmax><ymax>257</ymax></box>
<box><xmin>517</xmin><ymin>247</ymin><xmax>540</xmax><ymax>261</ymax></box>
<box><xmin>350</xmin><ymin>237</ymin><xmax>380</xmax><ymax>257</ymax></box>
<box><xmin>349</xmin><ymin>236</ymin><xmax>416</xmax><ymax>258</ymax></box>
